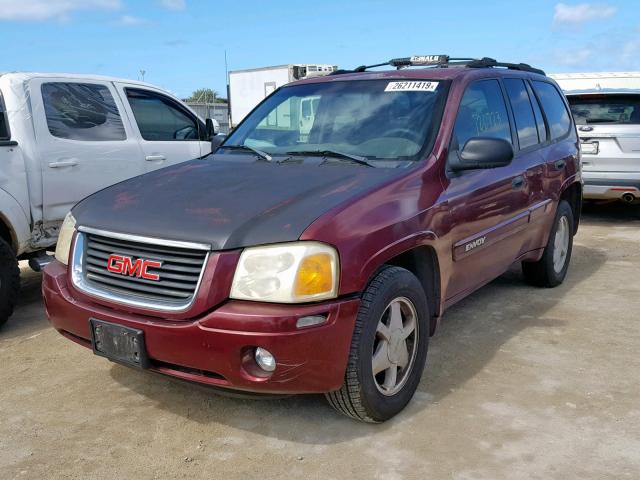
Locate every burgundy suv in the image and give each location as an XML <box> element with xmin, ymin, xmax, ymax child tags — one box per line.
<box><xmin>43</xmin><ymin>56</ymin><xmax>582</xmax><ymax>422</ymax></box>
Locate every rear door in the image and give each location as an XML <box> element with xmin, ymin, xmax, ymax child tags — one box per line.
<box><xmin>115</xmin><ymin>85</ymin><xmax>210</xmax><ymax>171</ymax></box>
<box><xmin>566</xmin><ymin>93</ymin><xmax>640</xmax><ymax>173</ymax></box>
<box><xmin>503</xmin><ymin>78</ymin><xmax>551</xmax><ymax>247</ymax></box>
<box><xmin>444</xmin><ymin>79</ymin><xmax>530</xmax><ymax>300</ymax></box>
<box><xmin>31</xmin><ymin>78</ymin><xmax>145</xmax><ymax>223</ymax></box>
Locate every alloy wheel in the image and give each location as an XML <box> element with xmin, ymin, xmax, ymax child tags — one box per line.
<box><xmin>372</xmin><ymin>297</ymin><xmax>419</xmax><ymax>396</ymax></box>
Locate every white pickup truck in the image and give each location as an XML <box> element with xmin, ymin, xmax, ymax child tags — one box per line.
<box><xmin>0</xmin><ymin>72</ymin><xmax>219</xmax><ymax>326</ymax></box>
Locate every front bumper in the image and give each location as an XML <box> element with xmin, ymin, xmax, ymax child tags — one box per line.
<box><xmin>43</xmin><ymin>260</ymin><xmax>359</xmax><ymax>394</ymax></box>
<box><xmin>583</xmin><ymin>172</ymin><xmax>640</xmax><ymax>200</ymax></box>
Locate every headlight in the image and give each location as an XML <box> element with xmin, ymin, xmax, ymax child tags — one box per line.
<box><xmin>230</xmin><ymin>242</ymin><xmax>339</xmax><ymax>303</ymax></box>
<box><xmin>54</xmin><ymin>212</ymin><xmax>76</xmax><ymax>265</ymax></box>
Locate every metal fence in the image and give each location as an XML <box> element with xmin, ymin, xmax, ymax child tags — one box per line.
<box><xmin>185</xmin><ymin>102</ymin><xmax>230</xmax><ymax>134</ymax></box>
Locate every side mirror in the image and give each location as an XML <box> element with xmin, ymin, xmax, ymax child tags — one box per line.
<box><xmin>211</xmin><ymin>134</ymin><xmax>226</xmax><ymax>151</ymax></box>
<box><xmin>449</xmin><ymin>137</ymin><xmax>514</xmax><ymax>172</ymax></box>
<box><xmin>205</xmin><ymin>118</ymin><xmax>219</xmax><ymax>139</ymax></box>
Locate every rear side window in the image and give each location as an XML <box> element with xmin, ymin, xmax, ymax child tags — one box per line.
<box><xmin>42</xmin><ymin>83</ymin><xmax>126</xmax><ymax>141</ymax></box>
<box><xmin>567</xmin><ymin>94</ymin><xmax>640</xmax><ymax>125</ymax></box>
<box><xmin>454</xmin><ymin>79</ymin><xmax>512</xmax><ymax>149</ymax></box>
<box><xmin>532</xmin><ymin>81</ymin><xmax>571</xmax><ymax>140</ymax></box>
<box><xmin>0</xmin><ymin>91</ymin><xmax>9</xmax><ymax>140</ymax></box>
<box><xmin>504</xmin><ymin>78</ymin><xmax>538</xmax><ymax>149</ymax></box>
<box><xmin>126</xmin><ymin>89</ymin><xmax>201</xmax><ymax>141</ymax></box>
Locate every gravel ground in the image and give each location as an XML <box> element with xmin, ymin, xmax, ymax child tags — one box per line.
<box><xmin>1</xmin><ymin>202</ymin><xmax>639</xmax><ymax>480</ymax></box>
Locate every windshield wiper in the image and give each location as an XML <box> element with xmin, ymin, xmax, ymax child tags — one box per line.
<box><xmin>219</xmin><ymin>144</ymin><xmax>273</xmax><ymax>162</ymax></box>
<box><xmin>285</xmin><ymin>149</ymin><xmax>375</xmax><ymax>168</ymax></box>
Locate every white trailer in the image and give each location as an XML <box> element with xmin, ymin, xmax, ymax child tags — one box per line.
<box><xmin>228</xmin><ymin>64</ymin><xmax>337</xmax><ymax>127</ymax></box>
<box><xmin>549</xmin><ymin>72</ymin><xmax>640</xmax><ymax>92</ymax></box>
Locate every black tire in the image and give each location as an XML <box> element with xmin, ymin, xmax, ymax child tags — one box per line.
<box><xmin>325</xmin><ymin>266</ymin><xmax>430</xmax><ymax>422</ymax></box>
<box><xmin>0</xmin><ymin>238</ymin><xmax>20</xmax><ymax>327</ymax></box>
<box><xmin>522</xmin><ymin>200</ymin><xmax>574</xmax><ymax>288</ymax></box>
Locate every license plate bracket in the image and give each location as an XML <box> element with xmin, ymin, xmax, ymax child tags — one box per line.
<box><xmin>90</xmin><ymin>319</ymin><xmax>149</xmax><ymax>369</ymax></box>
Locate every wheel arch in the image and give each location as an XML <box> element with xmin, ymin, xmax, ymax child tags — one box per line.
<box><xmin>560</xmin><ymin>181</ymin><xmax>582</xmax><ymax>235</ymax></box>
<box><xmin>0</xmin><ymin>188</ymin><xmax>31</xmax><ymax>255</ymax></box>
<box><xmin>377</xmin><ymin>245</ymin><xmax>441</xmax><ymax>336</ymax></box>
<box><xmin>0</xmin><ymin>214</ymin><xmax>17</xmax><ymax>253</ymax></box>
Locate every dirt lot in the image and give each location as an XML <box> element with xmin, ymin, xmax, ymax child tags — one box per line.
<box><xmin>1</xmin><ymin>203</ymin><xmax>639</xmax><ymax>480</ymax></box>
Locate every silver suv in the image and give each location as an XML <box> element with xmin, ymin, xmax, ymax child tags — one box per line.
<box><xmin>552</xmin><ymin>73</ymin><xmax>640</xmax><ymax>203</ymax></box>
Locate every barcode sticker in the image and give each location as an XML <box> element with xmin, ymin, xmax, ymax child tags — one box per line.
<box><xmin>384</xmin><ymin>81</ymin><xmax>439</xmax><ymax>92</ymax></box>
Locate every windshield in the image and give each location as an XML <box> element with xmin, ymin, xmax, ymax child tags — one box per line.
<box><xmin>567</xmin><ymin>94</ymin><xmax>640</xmax><ymax>125</ymax></box>
<box><xmin>224</xmin><ymin>79</ymin><xmax>449</xmax><ymax>162</ymax></box>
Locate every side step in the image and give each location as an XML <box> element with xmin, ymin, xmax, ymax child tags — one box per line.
<box><xmin>28</xmin><ymin>254</ymin><xmax>54</xmax><ymax>272</ymax></box>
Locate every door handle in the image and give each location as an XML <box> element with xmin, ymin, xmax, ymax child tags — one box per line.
<box><xmin>145</xmin><ymin>154</ymin><xmax>166</xmax><ymax>162</ymax></box>
<box><xmin>48</xmin><ymin>159</ymin><xmax>78</xmax><ymax>168</ymax></box>
<box><xmin>554</xmin><ymin>159</ymin><xmax>566</xmax><ymax>170</ymax></box>
<box><xmin>511</xmin><ymin>175</ymin><xmax>525</xmax><ymax>190</ymax></box>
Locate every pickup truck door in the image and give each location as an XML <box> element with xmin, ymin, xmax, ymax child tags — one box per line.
<box><xmin>443</xmin><ymin>79</ymin><xmax>530</xmax><ymax>303</ymax></box>
<box><xmin>31</xmin><ymin>78</ymin><xmax>145</xmax><ymax>223</ymax></box>
<box><xmin>114</xmin><ymin>84</ymin><xmax>211</xmax><ymax>171</ymax></box>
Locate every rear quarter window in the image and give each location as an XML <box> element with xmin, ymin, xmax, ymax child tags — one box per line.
<box><xmin>42</xmin><ymin>82</ymin><xmax>126</xmax><ymax>141</ymax></box>
<box><xmin>532</xmin><ymin>81</ymin><xmax>571</xmax><ymax>140</ymax></box>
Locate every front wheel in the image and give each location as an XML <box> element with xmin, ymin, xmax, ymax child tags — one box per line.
<box><xmin>0</xmin><ymin>238</ymin><xmax>20</xmax><ymax>327</ymax></box>
<box><xmin>325</xmin><ymin>266</ymin><xmax>430</xmax><ymax>422</ymax></box>
<box><xmin>522</xmin><ymin>200</ymin><xmax>574</xmax><ymax>287</ymax></box>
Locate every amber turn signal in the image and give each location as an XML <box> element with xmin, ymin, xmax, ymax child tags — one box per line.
<box><xmin>294</xmin><ymin>253</ymin><xmax>335</xmax><ymax>298</ymax></box>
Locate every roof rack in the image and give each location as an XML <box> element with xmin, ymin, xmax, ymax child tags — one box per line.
<box><xmin>330</xmin><ymin>55</ymin><xmax>545</xmax><ymax>76</ymax></box>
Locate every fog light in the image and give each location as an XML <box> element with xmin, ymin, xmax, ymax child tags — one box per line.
<box><xmin>254</xmin><ymin>347</ymin><xmax>276</xmax><ymax>372</ymax></box>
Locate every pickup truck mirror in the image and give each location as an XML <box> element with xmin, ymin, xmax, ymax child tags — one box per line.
<box><xmin>205</xmin><ymin>118</ymin><xmax>219</xmax><ymax>139</ymax></box>
<box><xmin>449</xmin><ymin>137</ymin><xmax>513</xmax><ymax>172</ymax></box>
<box><xmin>211</xmin><ymin>134</ymin><xmax>226</xmax><ymax>151</ymax></box>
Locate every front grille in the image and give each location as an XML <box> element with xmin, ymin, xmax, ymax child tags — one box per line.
<box><xmin>75</xmin><ymin>230</ymin><xmax>209</xmax><ymax>310</ymax></box>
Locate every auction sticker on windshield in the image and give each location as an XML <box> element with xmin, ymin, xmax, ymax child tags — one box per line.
<box><xmin>384</xmin><ymin>81</ymin><xmax>439</xmax><ymax>92</ymax></box>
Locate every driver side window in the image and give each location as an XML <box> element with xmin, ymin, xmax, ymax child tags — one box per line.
<box><xmin>454</xmin><ymin>79</ymin><xmax>512</xmax><ymax>150</ymax></box>
<box><xmin>126</xmin><ymin>89</ymin><xmax>201</xmax><ymax>141</ymax></box>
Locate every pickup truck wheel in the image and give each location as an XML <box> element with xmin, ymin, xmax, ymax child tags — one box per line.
<box><xmin>325</xmin><ymin>266</ymin><xmax>430</xmax><ymax>423</ymax></box>
<box><xmin>0</xmin><ymin>238</ymin><xmax>20</xmax><ymax>327</ymax></box>
<box><xmin>522</xmin><ymin>200</ymin><xmax>574</xmax><ymax>288</ymax></box>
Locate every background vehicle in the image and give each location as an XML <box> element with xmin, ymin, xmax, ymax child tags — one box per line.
<box><xmin>0</xmin><ymin>72</ymin><xmax>219</xmax><ymax>326</ymax></box>
<box><xmin>44</xmin><ymin>56</ymin><xmax>582</xmax><ymax>422</ymax></box>
<box><xmin>228</xmin><ymin>64</ymin><xmax>337</xmax><ymax>127</ymax></box>
<box><xmin>551</xmin><ymin>72</ymin><xmax>640</xmax><ymax>203</ymax></box>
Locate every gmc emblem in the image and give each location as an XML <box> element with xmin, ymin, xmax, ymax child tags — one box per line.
<box><xmin>106</xmin><ymin>254</ymin><xmax>162</xmax><ymax>281</ymax></box>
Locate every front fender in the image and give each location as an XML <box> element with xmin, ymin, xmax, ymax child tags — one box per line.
<box><xmin>357</xmin><ymin>230</ymin><xmax>439</xmax><ymax>291</ymax></box>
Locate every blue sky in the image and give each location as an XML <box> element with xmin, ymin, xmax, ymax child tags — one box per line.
<box><xmin>1</xmin><ymin>0</ymin><xmax>639</xmax><ymax>98</ymax></box>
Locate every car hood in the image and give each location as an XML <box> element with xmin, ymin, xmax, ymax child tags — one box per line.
<box><xmin>72</xmin><ymin>156</ymin><xmax>406</xmax><ymax>250</ymax></box>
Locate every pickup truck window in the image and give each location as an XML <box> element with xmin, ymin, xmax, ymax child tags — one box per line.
<box><xmin>41</xmin><ymin>83</ymin><xmax>126</xmax><ymax>141</ymax></box>
<box><xmin>532</xmin><ymin>81</ymin><xmax>571</xmax><ymax>140</ymax></box>
<box><xmin>0</xmin><ymin>91</ymin><xmax>8</xmax><ymax>140</ymax></box>
<box><xmin>126</xmin><ymin>89</ymin><xmax>201</xmax><ymax>141</ymax></box>
<box><xmin>454</xmin><ymin>79</ymin><xmax>512</xmax><ymax>149</ymax></box>
<box><xmin>225</xmin><ymin>79</ymin><xmax>449</xmax><ymax>161</ymax></box>
<box><xmin>504</xmin><ymin>78</ymin><xmax>539</xmax><ymax>149</ymax></box>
